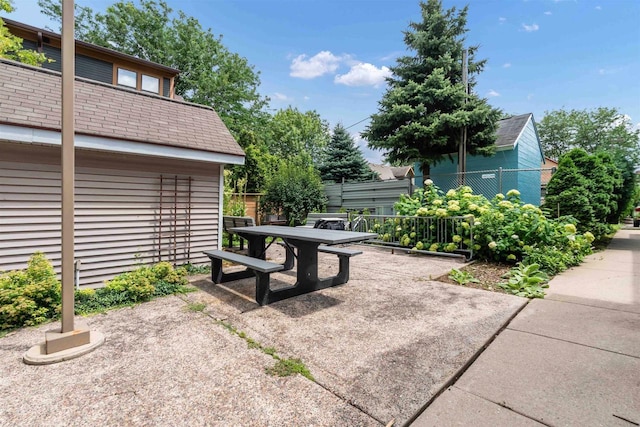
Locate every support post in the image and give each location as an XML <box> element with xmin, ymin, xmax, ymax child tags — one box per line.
<box><xmin>60</xmin><ymin>0</ymin><xmax>75</xmax><ymax>334</ymax></box>
<box><xmin>24</xmin><ymin>0</ymin><xmax>105</xmax><ymax>364</ymax></box>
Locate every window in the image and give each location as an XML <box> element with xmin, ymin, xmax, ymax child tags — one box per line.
<box><xmin>141</xmin><ymin>75</ymin><xmax>160</xmax><ymax>94</ymax></box>
<box><xmin>117</xmin><ymin>68</ymin><xmax>137</xmax><ymax>88</ymax></box>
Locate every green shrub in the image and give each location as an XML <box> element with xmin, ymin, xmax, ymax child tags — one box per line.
<box><xmin>384</xmin><ymin>182</ymin><xmax>593</xmax><ymax>274</ymax></box>
<box><xmin>260</xmin><ymin>156</ymin><xmax>327</xmax><ymax>226</ymax></box>
<box><xmin>499</xmin><ymin>263</ymin><xmax>549</xmax><ymax>298</ymax></box>
<box><xmin>0</xmin><ymin>252</ymin><xmax>61</xmax><ymax>330</ymax></box>
<box><xmin>75</xmin><ymin>262</ymin><xmax>190</xmax><ymax>315</ymax></box>
<box><xmin>448</xmin><ymin>268</ymin><xmax>479</xmax><ymax>285</ymax></box>
<box><xmin>543</xmin><ymin>149</ymin><xmax>623</xmax><ymax>239</ymax></box>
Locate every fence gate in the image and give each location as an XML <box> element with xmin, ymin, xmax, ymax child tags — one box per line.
<box><xmin>159</xmin><ymin>175</ymin><xmax>193</xmax><ymax>265</ymax></box>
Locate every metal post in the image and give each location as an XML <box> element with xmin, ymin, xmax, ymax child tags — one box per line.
<box><xmin>24</xmin><ymin>0</ymin><xmax>105</xmax><ymax>363</ymax></box>
<box><xmin>60</xmin><ymin>0</ymin><xmax>75</xmax><ymax>333</ymax></box>
<box><xmin>498</xmin><ymin>167</ymin><xmax>503</xmax><ymax>194</ymax></box>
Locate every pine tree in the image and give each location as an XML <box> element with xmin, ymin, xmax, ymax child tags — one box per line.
<box><xmin>362</xmin><ymin>0</ymin><xmax>501</xmax><ymax>174</ymax></box>
<box><xmin>319</xmin><ymin>124</ymin><xmax>377</xmax><ymax>183</ymax></box>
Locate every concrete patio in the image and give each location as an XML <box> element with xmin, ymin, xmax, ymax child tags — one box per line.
<box><xmin>0</xmin><ymin>245</ymin><xmax>526</xmax><ymax>426</ymax></box>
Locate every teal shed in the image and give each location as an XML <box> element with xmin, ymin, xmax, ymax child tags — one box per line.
<box><xmin>415</xmin><ymin>113</ymin><xmax>546</xmax><ymax>205</ymax></box>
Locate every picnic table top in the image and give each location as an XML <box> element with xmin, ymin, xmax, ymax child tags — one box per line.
<box><xmin>228</xmin><ymin>225</ymin><xmax>377</xmax><ymax>245</ymax></box>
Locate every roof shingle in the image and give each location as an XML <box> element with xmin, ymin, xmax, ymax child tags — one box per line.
<box><xmin>0</xmin><ymin>60</ymin><xmax>244</xmax><ymax>158</ymax></box>
<box><xmin>495</xmin><ymin>113</ymin><xmax>532</xmax><ymax>149</ymax></box>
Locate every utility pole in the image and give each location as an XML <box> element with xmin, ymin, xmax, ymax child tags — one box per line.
<box><xmin>458</xmin><ymin>49</ymin><xmax>468</xmax><ymax>185</ymax></box>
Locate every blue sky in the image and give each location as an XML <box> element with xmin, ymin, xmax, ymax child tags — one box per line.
<box><xmin>6</xmin><ymin>0</ymin><xmax>640</xmax><ymax>163</ymax></box>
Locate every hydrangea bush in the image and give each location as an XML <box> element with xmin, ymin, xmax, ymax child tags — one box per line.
<box><xmin>388</xmin><ymin>182</ymin><xmax>593</xmax><ymax>274</ymax></box>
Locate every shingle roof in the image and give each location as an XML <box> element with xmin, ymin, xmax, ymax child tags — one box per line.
<box><xmin>369</xmin><ymin>163</ymin><xmax>414</xmax><ymax>180</ymax></box>
<box><xmin>0</xmin><ymin>60</ymin><xmax>244</xmax><ymax>157</ymax></box>
<box><xmin>390</xmin><ymin>166</ymin><xmax>414</xmax><ymax>179</ymax></box>
<box><xmin>495</xmin><ymin>113</ymin><xmax>532</xmax><ymax>149</ymax></box>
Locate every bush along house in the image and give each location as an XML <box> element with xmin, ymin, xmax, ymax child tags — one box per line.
<box><xmin>0</xmin><ymin>19</ymin><xmax>245</xmax><ymax>287</ymax></box>
<box><xmin>415</xmin><ymin>113</ymin><xmax>546</xmax><ymax>205</ymax></box>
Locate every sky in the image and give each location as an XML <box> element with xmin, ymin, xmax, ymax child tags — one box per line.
<box><xmin>6</xmin><ymin>0</ymin><xmax>640</xmax><ymax>164</ymax></box>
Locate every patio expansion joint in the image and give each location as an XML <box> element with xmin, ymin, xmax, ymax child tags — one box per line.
<box><xmin>174</xmin><ymin>294</ymin><xmax>386</xmax><ymax>425</ymax></box>
<box><xmin>545</xmin><ymin>296</ymin><xmax>640</xmax><ymax>315</ymax></box>
<box><xmin>310</xmin><ymin>376</ymin><xmax>388</xmax><ymax>426</ymax></box>
<box><xmin>504</xmin><ymin>327</ymin><xmax>640</xmax><ymax>360</ymax></box>
<box><xmin>403</xmin><ymin>297</ymin><xmax>531</xmax><ymax>426</ymax></box>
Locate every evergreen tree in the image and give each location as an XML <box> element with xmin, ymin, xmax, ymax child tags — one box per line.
<box><xmin>362</xmin><ymin>0</ymin><xmax>501</xmax><ymax>174</ymax></box>
<box><xmin>543</xmin><ymin>149</ymin><xmax>623</xmax><ymax>238</ymax></box>
<box><xmin>320</xmin><ymin>124</ymin><xmax>377</xmax><ymax>183</ymax></box>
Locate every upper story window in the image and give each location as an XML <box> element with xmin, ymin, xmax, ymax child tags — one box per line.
<box><xmin>116</xmin><ymin>66</ymin><xmax>162</xmax><ymax>95</ymax></box>
<box><xmin>117</xmin><ymin>68</ymin><xmax>137</xmax><ymax>88</ymax></box>
<box><xmin>141</xmin><ymin>74</ymin><xmax>160</xmax><ymax>93</ymax></box>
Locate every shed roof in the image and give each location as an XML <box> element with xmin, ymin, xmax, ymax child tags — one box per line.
<box><xmin>369</xmin><ymin>163</ymin><xmax>414</xmax><ymax>180</ymax></box>
<box><xmin>495</xmin><ymin>113</ymin><xmax>532</xmax><ymax>149</ymax></box>
<box><xmin>0</xmin><ymin>59</ymin><xmax>244</xmax><ymax>158</ymax></box>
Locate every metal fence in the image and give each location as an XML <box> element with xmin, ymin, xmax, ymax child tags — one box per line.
<box><xmin>349</xmin><ymin>213</ymin><xmax>474</xmax><ymax>260</ymax></box>
<box><xmin>324</xmin><ymin>179</ymin><xmax>414</xmax><ymax>214</ymax></box>
<box><xmin>429</xmin><ymin>167</ymin><xmax>555</xmax><ymax>205</ymax></box>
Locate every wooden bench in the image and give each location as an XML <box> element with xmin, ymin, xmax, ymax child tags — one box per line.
<box><xmin>302</xmin><ymin>212</ymin><xmax>349</xmax><ymax>228</ymax></box>
<box><xmin>222</xmin><ymin>216</ymin><xmax>255</xmax><ymax>250</ymax></box>
<box><xmin>203</xmin><ymin>250</ymin><xmax>284</xmax><ymax>306</ymax></box>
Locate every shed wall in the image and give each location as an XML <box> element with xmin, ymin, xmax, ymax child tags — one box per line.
<box><xmin>515</xmin><ymin>119</ymin><xmax>544</xmax><ymax>204</ymax></box>
<box><xmin>0</xmin><ymin>147</ymin><xmax>220</xmax><ymax>287</ymax></box>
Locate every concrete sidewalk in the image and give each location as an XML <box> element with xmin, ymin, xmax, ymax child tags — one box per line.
<box><xmin>413</xmin><ymin>228</ymin><xmax>640</xmax><ymax>426</ymax></box>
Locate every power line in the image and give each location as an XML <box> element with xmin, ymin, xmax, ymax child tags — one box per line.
<box><xmin>344</xmin><ymin>116</ymin><xmax>371</xmax><ymax>130</ymax></box>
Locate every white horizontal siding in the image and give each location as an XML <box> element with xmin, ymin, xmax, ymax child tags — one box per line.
<box><xmin>0</xmin><ymin>161</ymin><xmax>219</xmax><ymax>287</ymax></box>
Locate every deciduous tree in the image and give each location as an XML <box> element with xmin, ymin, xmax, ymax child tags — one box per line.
<box><xmin>538</xmin><ymin>107</ymin><xmax>640</xmax><ymax>164</ymax></box>
<box><xmin>38</xmin><ymin>0</ymin><xmax>269</xmax><ymax>136</ymax></box>
<box><xmin>1</xmin><ymin>0</ymin><xmax>49</xmax><ymax>66</ymax></box>
<box><xmin>265</xmin><ymin>107</ymin><xmax>330</xmax><ymax>165</ymax></box>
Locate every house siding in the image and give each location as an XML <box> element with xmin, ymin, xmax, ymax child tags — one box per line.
<box><xmin>417</xmin><ymin>116</ymin><xmax>544</xmax><ymax>204</ymax></box>
<box><xmin>515</xmin><ymin>118</ymin><xmax>544</xmax><ymax>204</ymax></box>
<box><xmin>425</xmin><ymin>149</ymin><xmax>518</xmax><ymax>199</ymax></box>
<box><xmin>76</xmin><ymin>54</ymin><xmax>113</xmax><ymax>84</ymax></box>
<box><xmin>21</xmin><ymin>41</ymin><xmax>114</xmax><ymax>85</ymax></box>
<box><xmin>0</xmin><ymin>148</ymin><xmax>221</xmax><ymax>288</ymax></box>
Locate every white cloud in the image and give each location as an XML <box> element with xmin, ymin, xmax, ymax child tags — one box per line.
<box><xmin>290</xmin><ymin>51</ymin><xmax>343</xmax><ymax>79</ymax></box>
<box><xmin>273</xmin><ymin>92</ymin><xmax>290</xmax><ymax>101</ymax></box>
<box><xmin>544</xmin><ymin>11</ymin><xmax>552</xmax><ymax>15</ymax></box>
<box><xmin>527</xmin><ymin>93</ymin><xmax>534</xmax><ymax>100</ymax></box>
<box><xmin>599</xmin><ymin>67</ymin><xmax>622</xmax><ymax>75</ymax></box>
<box><xmin>595</xmin><ymin>6</ymin><xmax>602</xmax><ymax>10</ymax></box>
<box><xmin>503</xmin><ymin>63</ymin><xmax>512</xmax><ymax>68</ymax></box>
<box><xmin>522</xmin><ymin>23</ymin><xmax>540</xmax><ymax>32</ymax></box>
<box><xmin>499</xmin><ymin>17</ymin><xmax>506</xmax><ymax>23</ymax></box>
<box><xmin>487</xmin><ymin>89</ymin><xmax>501</xmax><ymax>97</ymax></box>
<box><xmin>335</xmin><ymin>63</ymin><xmax>392</xmax><ymax>87</ymax></box>
<box><xmin>303</xmin><ymin>96</ymin><xmax>310</xmax><ymax>101</ymax></box>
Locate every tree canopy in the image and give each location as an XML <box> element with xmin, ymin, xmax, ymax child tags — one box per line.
<box><xmin>543</xmin><ymin>148</ymin><xmax>625</xmax><ymax>238</ymax></box>
<box><xmin>1</xmin><ymin>0</ymin><xmax>49</xmax><ymax>65</ymax></box>
<box><xmin>319</xmin><ymin>124</ymin><xmax>377</xmax><ymax>183</ymax></box>
<box><xmin>538</xmin><ymin>107</ymin><xmax>640</xmax><ymax>164</ymax></box>
<box><xmin>265</xmin><ymin>107</ymin><xmax>330</xmax><ymax>165</ymax></box>
<box><xmin>38</xmin><ymin>0</ymin><xmax>269</xmax><ymax>136</ymax></box>
<box><xmin>362</xmin><ymin>0</ymin><xmax>501</xmax><ymax>173</ymax></box>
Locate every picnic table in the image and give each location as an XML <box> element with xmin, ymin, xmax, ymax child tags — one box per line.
<box><xmin>204</xmin><ymin>225</ymin><xmax>377</xmax><ymax>305</ymax></box>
